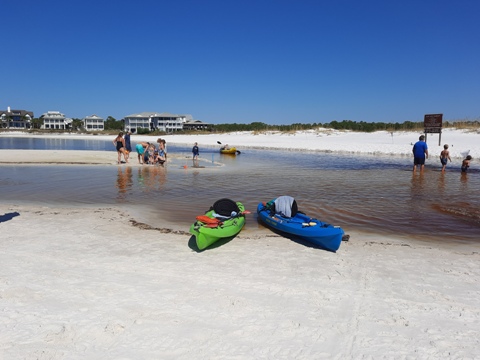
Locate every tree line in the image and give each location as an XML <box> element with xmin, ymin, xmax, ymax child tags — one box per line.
<box><xmin>19</xmin><ymin>117</ymin><xmax>480</xmax><ymax>133</ymax></box>
<box><xmin>213</xmin><ymin>119</ymin><xmax>480</xmax><ymax>133</ymax></box>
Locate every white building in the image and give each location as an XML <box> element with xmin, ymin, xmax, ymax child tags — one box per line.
<box><xmin>124</xmin><ymin>112</ymin><xmax>185</xmax><ymax>133</ymax></box>
<box><xmin>83</xmin><ymin>114</ymin><xmax>104</xmax><ymax>131</ymax></box>
<box><xmin>40</xmin><ymin>111</ymin><xmax>71</xmax><ymax>130</ymax></box>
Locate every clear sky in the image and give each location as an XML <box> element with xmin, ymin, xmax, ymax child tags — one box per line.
<box><xmin>2</xmin><ymin>0</ymin><xmax>479</xmax><ymax>125</ymax></box>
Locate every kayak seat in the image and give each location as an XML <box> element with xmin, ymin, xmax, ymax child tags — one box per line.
<box><xmin>210</xmin><ymin>198</ymin><xmax>240</xmax><ymax>217</ymax></box>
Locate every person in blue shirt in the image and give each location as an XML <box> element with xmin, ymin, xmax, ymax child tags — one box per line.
<box><xmin>412</xmin><ymin>135</ymin><xmax>429</xmax><ymax>172</ymax></box>
<box><xmin>192</xmin><ymin>142</ymin><xmax>199</xmax><ymax>160</ymax></box>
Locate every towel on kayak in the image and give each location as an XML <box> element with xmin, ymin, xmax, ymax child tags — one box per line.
<box><xmin>274</xmin><ymin>195</ymin><xmax>297</xmax><ymax>218</ymax></box>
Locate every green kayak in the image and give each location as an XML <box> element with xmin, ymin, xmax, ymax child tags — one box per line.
<box><xmin>190</xmin><ymin>199</ymin><xmax>246</xmax><ymax>250</ymax></box>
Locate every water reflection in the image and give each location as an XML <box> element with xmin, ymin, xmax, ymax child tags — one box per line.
<box><xmin>116</xmin><ymin>167</ymin><xmax>133</xmax><ymax>201</ymax></box>
<box><xmin>137</xmin><ymin>165</ymin><xmax>167</xmax><ymax>193</ymax></box>
<box><xmin>460</xmin><ymin>171</ymin><xmax>469</xmax><ymax>190</ymax></box>
<box><xmin>437</xmin><ymin>172</ymin><xmax>446</xmax><ymax>196</ymax></box>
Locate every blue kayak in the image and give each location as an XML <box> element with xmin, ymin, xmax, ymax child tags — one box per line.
<box><xmin>257</xmin><ymin>202</ymin><xmax>345</xmax><ymax>252</ymax></box>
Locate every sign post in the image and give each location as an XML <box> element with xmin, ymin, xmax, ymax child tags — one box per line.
<box><xmin>424</xmin><ymin>114</ymin><xmax>443</xmax><ymax>146</ymax></box>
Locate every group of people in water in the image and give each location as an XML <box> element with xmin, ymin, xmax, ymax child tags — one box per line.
<box><xmin>113</xmin><ymin>132</ymin><xmax>167</xmax><ymax>165</ymax></box>
<box><xmin>412</xmin><ymin>135</ymin><xmax>473</xmax><ymax>173</ymax></box>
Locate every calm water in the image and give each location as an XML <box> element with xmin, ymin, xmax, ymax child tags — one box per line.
<box><xmin>1</xmin><ymin>136</ymin><xmax>479</xmax><ymax>242</ymax></box>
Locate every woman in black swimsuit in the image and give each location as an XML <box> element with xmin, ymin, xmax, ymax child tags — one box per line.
<box><xmin>113</xmin><ymin>132</ymin><xmax>128</xmax><ymax>164</ymax></box>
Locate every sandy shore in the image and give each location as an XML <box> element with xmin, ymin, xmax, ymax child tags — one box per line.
<box><xmin>1</xmin><ymin>204</ymin><xmax>479</xmax><ymax>359</ymax></box>
<box><xmin>2</xmin><ymin>128</ymin><xmax>480</xmax><ymax>160</ymax></box>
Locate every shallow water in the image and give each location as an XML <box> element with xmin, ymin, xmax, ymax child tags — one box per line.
<box><xmin>1</xmin><ymin>137</ymin><xmax>479</xmax><ymax>242</ymax></box>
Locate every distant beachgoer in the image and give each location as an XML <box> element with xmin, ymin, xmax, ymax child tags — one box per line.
<box><xmin>159</xmin><ymin>139</ymin><xmax>167</xmax><ymax>160</ymax></box>
<box><xmin>192</xmin><ymin>142</ymin><xmax>199</xmax><ymax>160</ymax></box>
<box><xmin>440</xmin><ymin>144</ymin><xmax>451</xmax><ymax>172</ymax></box>
<box><xmin>412</xmin><ymin>135</ymin><xmax>428</xmax><ymax>172</ymax></box>
<box><xmin>113</xmin><ymin>132</ymin><xmax>128</xmax><ymax>164</ymax></box>
<box><xmin>135</xmin><ymin>141</ymin><xmax>149</xmax><ymax>165</ymax></box>
<box><xmin>125</xmin><ymin>131</ymin><xmax>132</xmax><ymax>152</ymax></box>
<box><xmin>146</xmin><ymin>143</ymin><xmax>156</xmax><ymax>165</ymax></box>
<box><xmin>461</xmin><ymin>155</ymin><xmax>472</xmax><ymax>173</ymax></box>
<box><xmin>123</xmin><ymin>131</ymin><xmax>132</xmax><ymax>163</ymax></box>
<box><xmin>155</xmin><ymin>144</ymin><xmax>166</xmax><ymax>165</ymax></box>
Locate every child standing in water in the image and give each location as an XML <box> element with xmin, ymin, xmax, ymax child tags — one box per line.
<box><xmin>192</xmin><ymin>142</ymin><xmax>199</xmax><ymax>160</ymax></box>
<box><xmin>439</xmin><ymin>144</ymin><xmax>451</xmax><ymax>172</ymax></box>
<box><xmin>461</xmin><ymin>155</ymin><xmax>472</xmax><ymax>173</ymax></box>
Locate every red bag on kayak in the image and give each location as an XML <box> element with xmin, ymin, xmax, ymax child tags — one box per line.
<box><xmin>195</xmin><ymin>215</ymin><xmax>221</xmax><ymax>225</ymax></box>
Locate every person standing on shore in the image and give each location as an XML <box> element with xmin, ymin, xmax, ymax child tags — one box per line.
<box><xmin>113</xmin><ymin>132</ymin><xmax>128</xmax><ymax>164</ymax></box>
<box><xmin>440</xmin><ymin>144</ymin><xmax>451</xmax><ymax>172</ymax></box>
<box><xmin>124</xmin><ymin>131</ymin><xmax>132</xmax><ymax>162</ymax></box>
<box><xmin>412</xmin><ymin>135</ymin><xmax>428</xmax><ymax>172</ymax></box>
<box><xmin>192</xmin><ymin>142</ymin><xmax>199</xmax><ymax>160</ymax></box>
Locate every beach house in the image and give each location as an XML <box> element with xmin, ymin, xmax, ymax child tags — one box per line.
<box><xmin>40</xmin><ymin>111</ymin><xmax>73</xmax><ymax>130</ymax></box>
<box><xmin>0</xmin><ymin>107</ymin><xmax>34</xmax><ymax>129</ymax></box>
<box><xmin>83</xmin><ymin>114</ymin><xmax>104</xmax><ymax>131</ymax></box>
<box><xmin>182</xmin><ymin>119</ymin><xmax>212</xmax><ymax>131</ymax></box>
<box><xmin>123</xmin><ymin>112</ymin><xmax>186</xmax><ymax>133</ymax></box>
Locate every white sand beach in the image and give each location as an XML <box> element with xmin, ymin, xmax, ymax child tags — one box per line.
<box><xmin>1</xmin><ymin>129</ymin><xmax>480</xmax><ymax>359</ymax></box>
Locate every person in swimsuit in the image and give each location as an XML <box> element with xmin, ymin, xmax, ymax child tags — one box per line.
<box><xmin>113</xmin><ymin>132</ymin><xmax>127</xmax><ymax>164</ymax></box>
<box><xmin>439</xmin><ymin>144</ymin><xmax>451</xmax><ymax>172</ymax></box>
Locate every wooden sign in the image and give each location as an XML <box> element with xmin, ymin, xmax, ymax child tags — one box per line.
<box><xmin>424</xmin><ymin>114</ymin><xmax>443</xmax><ymax>133</ymax></box>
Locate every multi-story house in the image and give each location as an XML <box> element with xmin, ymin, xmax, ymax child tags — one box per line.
<box><xmin>0</xmin><ymin>107</ymin><xmax>34</xmax><ymax>129</ymax></box>
<box><xmin>124</xmin><ymin>112</ymin><xmax>185</xmax><ymax>133</ymax></box>
<box><xmin>40</xmin><ymin>111</ymin><xmax>72</xmax><ymax>130</ymax></box>
<box><xmin>83</xmin><ymin>114</ymin><xmax>104</xmax><ymax>131</ymax></box>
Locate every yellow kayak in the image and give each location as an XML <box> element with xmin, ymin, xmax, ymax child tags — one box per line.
<box><xmin>220</xmin><ymin>147</ymin><xmax>238</xmax><ymax>155</ymax></box>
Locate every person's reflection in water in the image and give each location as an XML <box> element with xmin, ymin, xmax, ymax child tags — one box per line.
<box><xmin>437</xmin><ymin>172</ymin><xmax>446</xmax><ymax>196</ymax></box>
<box><xmin>460</xmin><ymin>171</ymin><xmax>468</xmax><ymax>190</ymax></box>
<box><xmin>410</xmin><ymin>172</ymin><xmax>426</xmax><ymax>195</ymax></box>
<box><xmin>408</xmin><ymin>172</ymin><xmax>427</xmax><ymax>223</ymax></box>
<box><xmin>115</xmin><ymin>167</ymin><xmax>133</xmax><ymax>201</ymax></box>
<box><xmin>153</xmin><ymin>165</ymin><xmax>167</xmax><ymax>191</ymax></box>
<box><xmin>138</xmin><ymin>165</ymin><xmax>167</xmax><ymax>192</ymax></box>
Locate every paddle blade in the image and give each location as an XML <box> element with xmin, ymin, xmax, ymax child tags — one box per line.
<box><xmin>236</xmin><ymin>150</ymin><xmax>241</xmax><ymax>154</ymax></box>
<box><xmin>217</xmin><ymin>141</ymin><xmax>222</xmax><ymax>144</ymax></box>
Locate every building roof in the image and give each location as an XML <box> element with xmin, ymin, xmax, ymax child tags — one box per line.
<box><xmin>41</xmin><ymin>111</ymin><xmax>65</xmax><ymax>118</ymax></box>
<box><xmin>83</xmin><ymin>114</ymin><xmax>104</xmax><ymax>120</ymax></box>
<box><xmin>124</xmin><ymin>112</ymin><xmax>182</xmax><ymax>118</ymax></box>
<box><xmin>0</xmin><ymin>109</ymin><xmax>34</xmax><ymax>118</ymax></box>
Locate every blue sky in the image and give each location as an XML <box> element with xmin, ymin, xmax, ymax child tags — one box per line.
<box><xmin>2</xmin><ymin>0</ymin><xmax>479</xmax><ymax>124</ymax></box>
